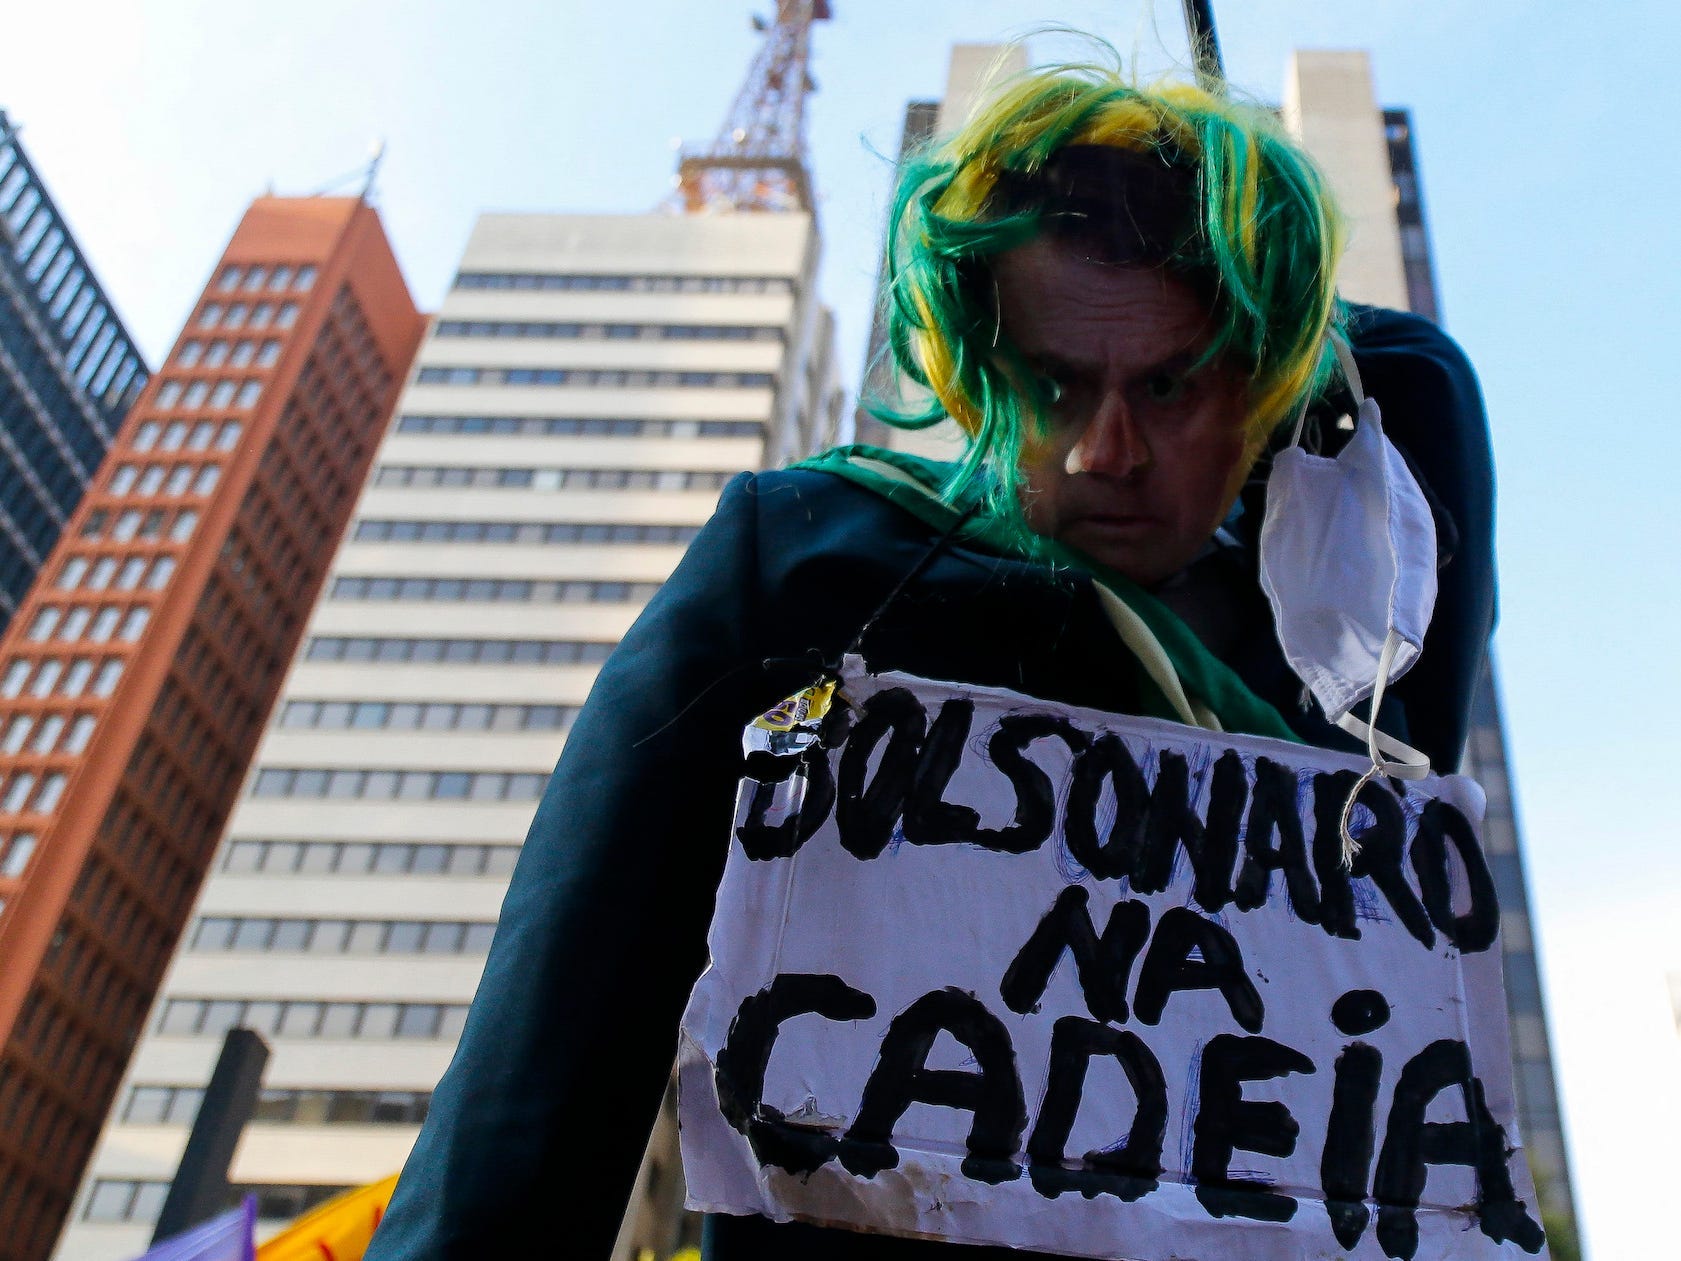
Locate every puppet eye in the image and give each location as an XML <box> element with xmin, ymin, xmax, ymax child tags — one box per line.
<box><xmin>1036</xmin><ymin>374</ymin><xmax>1066</xmax><ymax>406</ymax></box>
<box><xmin>1143</xmin><ymin>371</ymin><xmax>1187</xmax><ymax>404</ymax></box>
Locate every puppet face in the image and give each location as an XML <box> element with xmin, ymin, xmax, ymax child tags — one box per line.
<box><xmin>996</xmin><ymin>239</ymin><xmax>1253</xmax><ymax>587</ymax></box>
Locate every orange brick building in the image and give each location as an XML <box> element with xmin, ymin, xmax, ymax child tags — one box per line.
<box><xmin>0</xmin><ymin>196</ymin><xmax>422</xmax><ymax>1261</ymax></box>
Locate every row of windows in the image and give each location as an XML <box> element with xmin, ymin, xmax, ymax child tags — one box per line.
<box><xmin>304</xmin><ymin>636</ymin><xmax>613</xmax><ymax>666</ymax></box>
<box><xmin>158</xmin><ymin>996</ymin><xmax>470</xmax><ymax>1041</ymax></box>
<box><xmin>176</xmin><ymin>337</ymin><xmax>282</xmax><ymax>370</ymax></box>
<box><xmin>1</xmin><ymin>711</ymin><xmax>98</xmax><ymax>758</ymax></box>
<box><xmin>222</xmin><ymin>838</ymin><xmax>520</xmax><ymax>877</ymax></box>
<box><xmin>415</xmin><ymin>366</ymin><xmax>774</xmax><ymax>390</ymax></box>
<box><xmin>330</xmin><ymin>575</ymin><xmax>660</xmax><ymax>604</ymax></box>
<box><xmin>197</xmin><ymin>302</ymin><xmax>298</xmax><ymax>333</ymax></box>
<box><xmin>124</xmin><ymin>1082</ymin><xmax>431</xmax><ymax>1127</ymax></box>
<box><xmin>434</xmin><ymin>319</ymin><xmax>782</xmax><ymax>342</ymax></box>
<box><xmin>154</xmin><ymin>377</ymin><xmax>263</xmax><ymax>410</ymax></box>
<box><xmin>0</xmin><ymin>831</ymin><xmax>36</xmax><ymax>878</ymax></box>
<box><xmin>394</xmin><ymin>415</ymin><xmax>761</xmax><ymax>439</ymax></box>
<box><xmin>191</xmin><ymin>915</ymin><xmax>497</xmax><ymax>956</ymax></box>
<box><xmin>251</xmin><ymin>766</ymin><xmax>550</xmax><ymax>802</ymax></box>
<box><xmin>280</xmin><ymin>698</ymin><xmax>578</xmax><ymax>732</ymax></box>
<box><xmin>0</xmin><ymin>770</ymin><xmax>66</xmax><ymax>816</ymax></box>
<box><xmin>111</xmin><ymin>459</ymin><xmax>221</xmax><ymax>498</ymax></box>
<box><xmin>216</xmin><ymin>263</ymin><xmax>317</xmax><ymax>294</ymax></box>
<box><xmin>352</xmin><ymin>519</ymin><xmax>701</xmax><ymax>546</ymax></box>
<box><xmin>84</xmin><ymin>1179</ymin><xmax>354</xmax><ymax>1225</ymax></box>
<box><xmin>27</xmin><ymin>603</ymin><xmax>149</xmax><ymax>644</ymax></box>
<box><xmin>453</xmin><ymin>271</ymin><xmax>792</xmax><ymax>294</ymax></box>
<box><xmin>371</xmin><ymin>465</ymin><xmax>733</xmax><ymax>492</ymax></box>
<box><xmin>0</xmin><ymin>655</ymin><xmax>125</xmax><ymax>701</ymax></box>
<box><xmin>133</xmin><ymin>418</ymin><xmax>243</xmax><ymax>453</ymax></box>
<box><xmin>57</xmin><ymin>553</ymin><xmax>176</xmax><ymax>593</ymax></box>
<box><xmin>81</xmin><ymin>505</ymin><xmax>200</xmax><ymax>543</ymax></box>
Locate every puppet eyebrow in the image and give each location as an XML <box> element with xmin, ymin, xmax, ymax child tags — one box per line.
<box><xmin>1026</xmin><ymin>347</ymin><xmax>1206</xmax><ymax>381</ymax></box>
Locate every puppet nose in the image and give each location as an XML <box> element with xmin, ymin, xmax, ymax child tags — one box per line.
<box><xmin>1067</xmin><ymin>393</ymin><xmax>1151</xmax><ymax>478</ymax></box>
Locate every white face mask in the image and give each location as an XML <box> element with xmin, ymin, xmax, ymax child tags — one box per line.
<box><xmin>1258</xmin><ymin>336</ymin><xmax>1438</xmax><ymax>857</ymax></box>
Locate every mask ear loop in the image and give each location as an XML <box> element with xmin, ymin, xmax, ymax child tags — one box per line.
<box><xmin>1323</xmin><ymin>331</ymin><xmax>1431</xmax><ymax>865</ymax></box>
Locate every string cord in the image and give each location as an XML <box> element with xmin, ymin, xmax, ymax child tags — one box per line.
<box><xmin>631</xmin><ymin>503</ymin><xmax>981</xmax><ymax>748</ymax></box>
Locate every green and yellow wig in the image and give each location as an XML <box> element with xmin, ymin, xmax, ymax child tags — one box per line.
<box><xmin>874</xmin><ymin>55</ymin><xmax>1350</xmax><ymax>534</ymax></box>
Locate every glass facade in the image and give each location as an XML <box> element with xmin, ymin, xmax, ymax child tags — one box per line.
<box><xmin>0</xmin><ymin>112</ymin><xmax>148</xmax><ymax>635</ymax></box>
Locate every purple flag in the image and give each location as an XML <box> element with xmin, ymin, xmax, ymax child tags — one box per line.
<box><xmin>129</xmin><ymin>1197</ymin><xmax>255</xmax><ymax>1261</ymax></box>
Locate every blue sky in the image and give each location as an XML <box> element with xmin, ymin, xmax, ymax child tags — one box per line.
<box><xmin>5</xmin><ymin>3</ymin><xmax>1678</xmax><ymax>1256</ymax></box>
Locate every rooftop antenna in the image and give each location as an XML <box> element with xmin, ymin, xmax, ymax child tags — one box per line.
<box><xmin>1180</xmin><ymin>0</ymin><xmax>1226</xmax><ymax>92</ymax></box>
<box><xmin>360</xmin><ymin>138</ymin><xmax>387</xmax><ymax>203</ymax></box>
<box><xmin>671</xmin><ymin>0</ymin><xmax>832</xmax><ymax>214</ymax></box>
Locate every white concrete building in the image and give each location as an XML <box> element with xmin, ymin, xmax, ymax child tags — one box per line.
<box><xmin>55</xmin><ymin>210</ymin><xmax>841</xmax><ymax>1261</ymax></box>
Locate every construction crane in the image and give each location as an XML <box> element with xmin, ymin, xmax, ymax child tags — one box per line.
<box><xmin>673</xmin><ymin>0</ymin><xmax>831</xmax><ymax>214</ymax></box>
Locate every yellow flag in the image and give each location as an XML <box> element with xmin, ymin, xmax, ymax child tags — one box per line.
<box><xmin>254</xmin><ymin>1174</ymin><xmax>399</xmax><ymax>1261</ymax></box>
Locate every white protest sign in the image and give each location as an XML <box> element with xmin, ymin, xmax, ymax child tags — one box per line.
<box><xmin>678</xmin><ymin>660</ymin><xmax>1549</xmax><ymax>1261</ymax></box>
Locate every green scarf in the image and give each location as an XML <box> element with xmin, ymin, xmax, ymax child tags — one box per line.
<box><xmin>794</xmin><ymin>444</ymin><xmax>1301</xmax><ymax>744</ymax></box>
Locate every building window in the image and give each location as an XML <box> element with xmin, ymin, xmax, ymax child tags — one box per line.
<box><xmin>28</xmin><ymin>660</ymin><xmax>61</xmax><ymax>697</ymax></box>
<box><xmin>256</xmin><ymin>340</ymin><xmax>281</xmax><ymax>368</ymax></box>
<box><xmin>140</xmin><ymin>509</ymin><xmax>166</xmax><ymax>540</ymax></box>
<box><xmin>136</xmin><ymin>464</ymin><xmax>164</xmax><ymax>495</ymax></box>
<box><xmin>161</xmin><ymin>421</ymin><xmax>188</xmax><ymax>451</ymax></box>
<box><xmin>115</xmin><ymin>557</ymin><xmax>146</xmax><ymax>590</ymax></box>
<box><xmin>183</xmin><ymin>382</ymin><xmax>209</xmax><ymax>408</ymax></box>
<box><xmin>204</xmin><ymin>340</ymin><xmax>229</xmax><ymax>367</ymax></box>
<box><xmin>293</xmin><ymin>266</ymin><xmax>317</xmax><ymax>291</ymax></box>
<box><xmin>57</xmin><ymin>557</ymin><xmax>88</xmax><ymax>589</ymax></box>
<box><xmin>269</xmin><ymin>266</ymin><xmax>293</xmax><ymax>290</ymax></box>
<box><xmin>147</xmin><ymin>557</ymin><xmax>177</xmax><ymax>589</ymax></box>
<box><xmin>243</xmin><ymin>266</ymin><xmax>268</xmax><ymax>291</ymax></box>
<box><xmin>59</xmin><ymin>606</ymin><xmax>92</xmax><ymax>639</ymax></box>
<box><xmin>89</xmin><ymin>557</ymin><xmax>120</xmax><ymax>589</ymax></box>
<box><xmin>120</xmin><ymin>607</ymin><xmax>149</xmax><ymax>641</ymax></box>
<box><xmin>27</xmin><ymin>712</ymin><xmax>67</xmax><ymax>756</ymax></box>
<box><xmin>112</xmin><ymin>510</ymin><xmax>142</xmax><ymax>542</ymax></box>
<box><xmin>194</xmin><ymin>465</ymin><xmax>221</xmax><ymax>495</ymax></box>
<box><xmin>250</xmin><ymin>303</ymin><xmax>273</xmax><ymax>329</ymax></box>
<box><xmin>79</xmin><ymin>507</ymin><xmax>106</xmax><ymax>537</ymax></box>
<box><xmin>236</xmin><ymin>381</ymin><xmax>261</xmax><ymax>408</ymax></box>
<box><xmin>223</xmin><ymin>304</ymin><xmax>247</xmax><ymax>330</ymax></box>
<box><xmin>171</xmin><ymin>510</ymin><xmax>199</xmax><ymax>542</ymax></box>
<box><xmin>1</xmin><ymin>661</ymin><xmax>30</xmax><ymax>698</ymax></box>
<box><xmin>61</xmin><ymin>657</ymin><xmax>94</xmax><ymax>697</ymax></box>
<box><xmin>166</xmin><ymin>464</ymin><xmax>192</xmax><ymax>495</ymax></box>
<box><xmin>33</xmin><ymin>774</ymin><xmax>66</xmax><ymax>813</ymax></box>
<box><xmin>83</xmin><ymin>1179</ymin><xmax>170</xmax><ymax>1224</ymax></box>
<box><xmin>177</xmin><ymin>341</ymin><xmax>202</xmax><ymax>367</ymax></box>
<box><xmin>93</xmin><ymin>659</ymin><xmax>123</xmax><ymax>697</ymax></box>
<box><xmin>123</xmin><ymin>1085</ymin><xmax>204</xmax><ymax>1126</ymax></box>
<box><xmin>210</xmin><ymin>381</ymin><xmax>236</xmax><ymax>407</ymax></box>
<box><xmin>230</xmin><ymin>341</ymin><xmax>254</xmax><ymax>368</ymax></box>
<box><xmin>27</xmin><ymin>607</ymin><xmax>61</xmax><ymax>640</ymax></box>
<box><xmin>156</xmin><ymin>381</ymin><xmax>182</xmax><ymax>408</ymax></box>
<box><xmin>218</xmin><ymin>421</ymin><xmax>244</xmax><ymax>449</ymax></box>
<box><xmin>1</xmin><ymin>717</ymin><xmax>30</xmax><ymax>754</ymax></box>
<box><xmin>276</xmin><ymin>303</ymin><xmax>299</xmax><ymax>329</ymax></box>
<box><xmin>63</xmin><ymin>714</ymin><xmax>96</xmax><ymax>753</ymax></box>
<box><xmin>133</xmin><ymin>422</ymin><xmax>160</xmax><ymax>451</ymax></box>
<box><xmin>0</xmin><ymin>833</ymin><xmax>37</xmax><ymax>877</ymax></box>
<box><xmin>2</xmin><ymin>773</ymin><xmax>37</xmax><ymax>813</ymax></box>
<box><xmin>90</xmin><ymin>606</ymin><xmax>121</xmax><ymax>640</ymax></box>
<box><xmin>217</xmin><ymin>266</ymin><xmax>242</xmax><ymax>291</ymax></box>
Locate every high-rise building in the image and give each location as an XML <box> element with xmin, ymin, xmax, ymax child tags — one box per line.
<box><xmin>0</xmin><ymin>113</ymin><xmax>149</xmax><ymax>637</ymax></box>
<box><xmin>1284</xmin><ymin>48</ymin><xmax>1579</xmax><ymax>1248</ymax></box>
<box><xmin>0</xmin><ymin>195</ymin><xmax>422</xmax><ymax>1261</ymax></box>
<box><xmin>55</xmin><ymin>210</ymin><xmax>839</xmax><ymax>1261</ymax></box>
